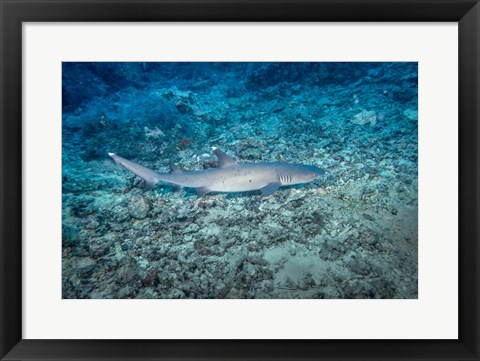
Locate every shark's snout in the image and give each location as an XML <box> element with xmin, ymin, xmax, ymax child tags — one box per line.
<box><xmin>306</xmin><ymin>165</ymin><xmax>326</xmax><ymax>178</ymax></box>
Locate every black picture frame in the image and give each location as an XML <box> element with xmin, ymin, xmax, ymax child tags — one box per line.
<box><xmin>1</xmin><ymin>1</ymin><xmax>479</xmax><ymax>360</ymax></box>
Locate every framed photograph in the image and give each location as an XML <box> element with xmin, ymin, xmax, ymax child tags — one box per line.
<box><xmin>1</xmin><ymin>0</ymin><xmax>478</xmax><ymax>360</ymax></box>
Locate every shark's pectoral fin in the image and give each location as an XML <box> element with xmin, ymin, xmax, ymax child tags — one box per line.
<box><xmin>260</xmin><ymin>182</ymin><xmax>281</xmax><ymax>196</ymax></box>
<box><xmin>196</xmin><ymin>187</ymin><xmax>212</xmax><ymax>197</ymax></box>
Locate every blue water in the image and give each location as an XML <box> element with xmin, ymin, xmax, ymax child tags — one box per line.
<box><xmin>62</xmin><ymin>62</ymin><xmax>418</xmax><ymax>299</ymax></box>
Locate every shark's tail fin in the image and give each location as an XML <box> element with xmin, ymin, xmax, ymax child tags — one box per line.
<box><xmin>108</xmin><ymin>152</ymin><xmax>163</xmax><ymax>191</ymax></box>
<box><xmin>108</xmin><ymin>152</ymin><xmax>121</xmax><ymax>165</ymax></box>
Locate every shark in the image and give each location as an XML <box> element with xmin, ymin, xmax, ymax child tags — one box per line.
<box><xmin>109</xmin><ymin>147</ymin><xmax>325</xmax><ymax>196</ymax></box>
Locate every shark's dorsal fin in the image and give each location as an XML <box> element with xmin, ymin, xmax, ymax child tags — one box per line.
<box><xmin>169</xmin><ymin>161</ymin><xmax>182</xmax><ymax>174</ymax></box>
<box><xmin>212</xmin><ymin>147</ymin><xmax>237</xmax><ymax>168</ymax></box>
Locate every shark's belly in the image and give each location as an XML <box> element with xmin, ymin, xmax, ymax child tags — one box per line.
<box><xmin>210</xmin><ymin>180</ymin><xmax>268</xmax><ymax>192</ymax></box>
<box><xmin>207</xmin><ymin>169</ymin><xmax>273</xmax><ymax>192</ymax></box>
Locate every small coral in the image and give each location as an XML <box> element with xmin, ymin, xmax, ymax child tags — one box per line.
<box><xmin>351</xmin><ymin>109</ymin><xmax>377</xmax><ymax>126</ymax></box>
<box><xmin>403</xmin><ymin>108</ymin><xmax>418</xmax><ymax>121</ymax></box>
<box><xmin>178</xmin><ymin>138</ymin><xmax>192</xmax><ymax>149</ymax></box>
<box><xmin>144</xmin><ymin>126</ymin><xmax>165</xmax><ymax>139</ymax></box>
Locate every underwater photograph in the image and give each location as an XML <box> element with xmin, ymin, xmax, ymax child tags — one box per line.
<box><xmin>62</xmin><ymin>62</ymin><xmax>418</xmax><ymax>299</ymax></box>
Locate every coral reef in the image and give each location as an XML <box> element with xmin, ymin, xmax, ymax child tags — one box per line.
<box><xmin>62</xmin><ymin>62</ymin><xmax>418</xmax><ymax>299</ymax></box>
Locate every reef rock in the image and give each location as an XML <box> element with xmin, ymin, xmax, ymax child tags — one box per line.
<box><xmin>76</xmin><ymin>257</ymin><xmax>96</xmax><ymax>274</ymax></box>
<box><xmin>403</xmin><ymin>108</ymin><xmax>418</xmax><ymax>121</ymax></box>
<box><xmin>127</xmin><ymin>195</ymin><xmax>150</xmax><ymax>220</ymax></box>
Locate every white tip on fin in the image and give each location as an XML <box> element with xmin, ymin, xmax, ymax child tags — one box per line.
<box><xmin>212</xmin><ymin>147</ymin><xmax>237</xmax><ymax>168</ymax></box>
<box><xmin>108</xmin><ymin>152</ymin><xmax>116</xmax><ymax>157</ymax></box>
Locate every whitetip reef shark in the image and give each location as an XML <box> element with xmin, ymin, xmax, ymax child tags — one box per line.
<box><xmin>109</xmin><ymin>147</ymin><xmax>325</xmax><ymax>196</ymax></box>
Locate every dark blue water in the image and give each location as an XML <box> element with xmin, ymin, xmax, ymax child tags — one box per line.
<box><xmin>62</xmin><ymin>62</ymin><xmax>418</xmax><ymax>299</ymax></box>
